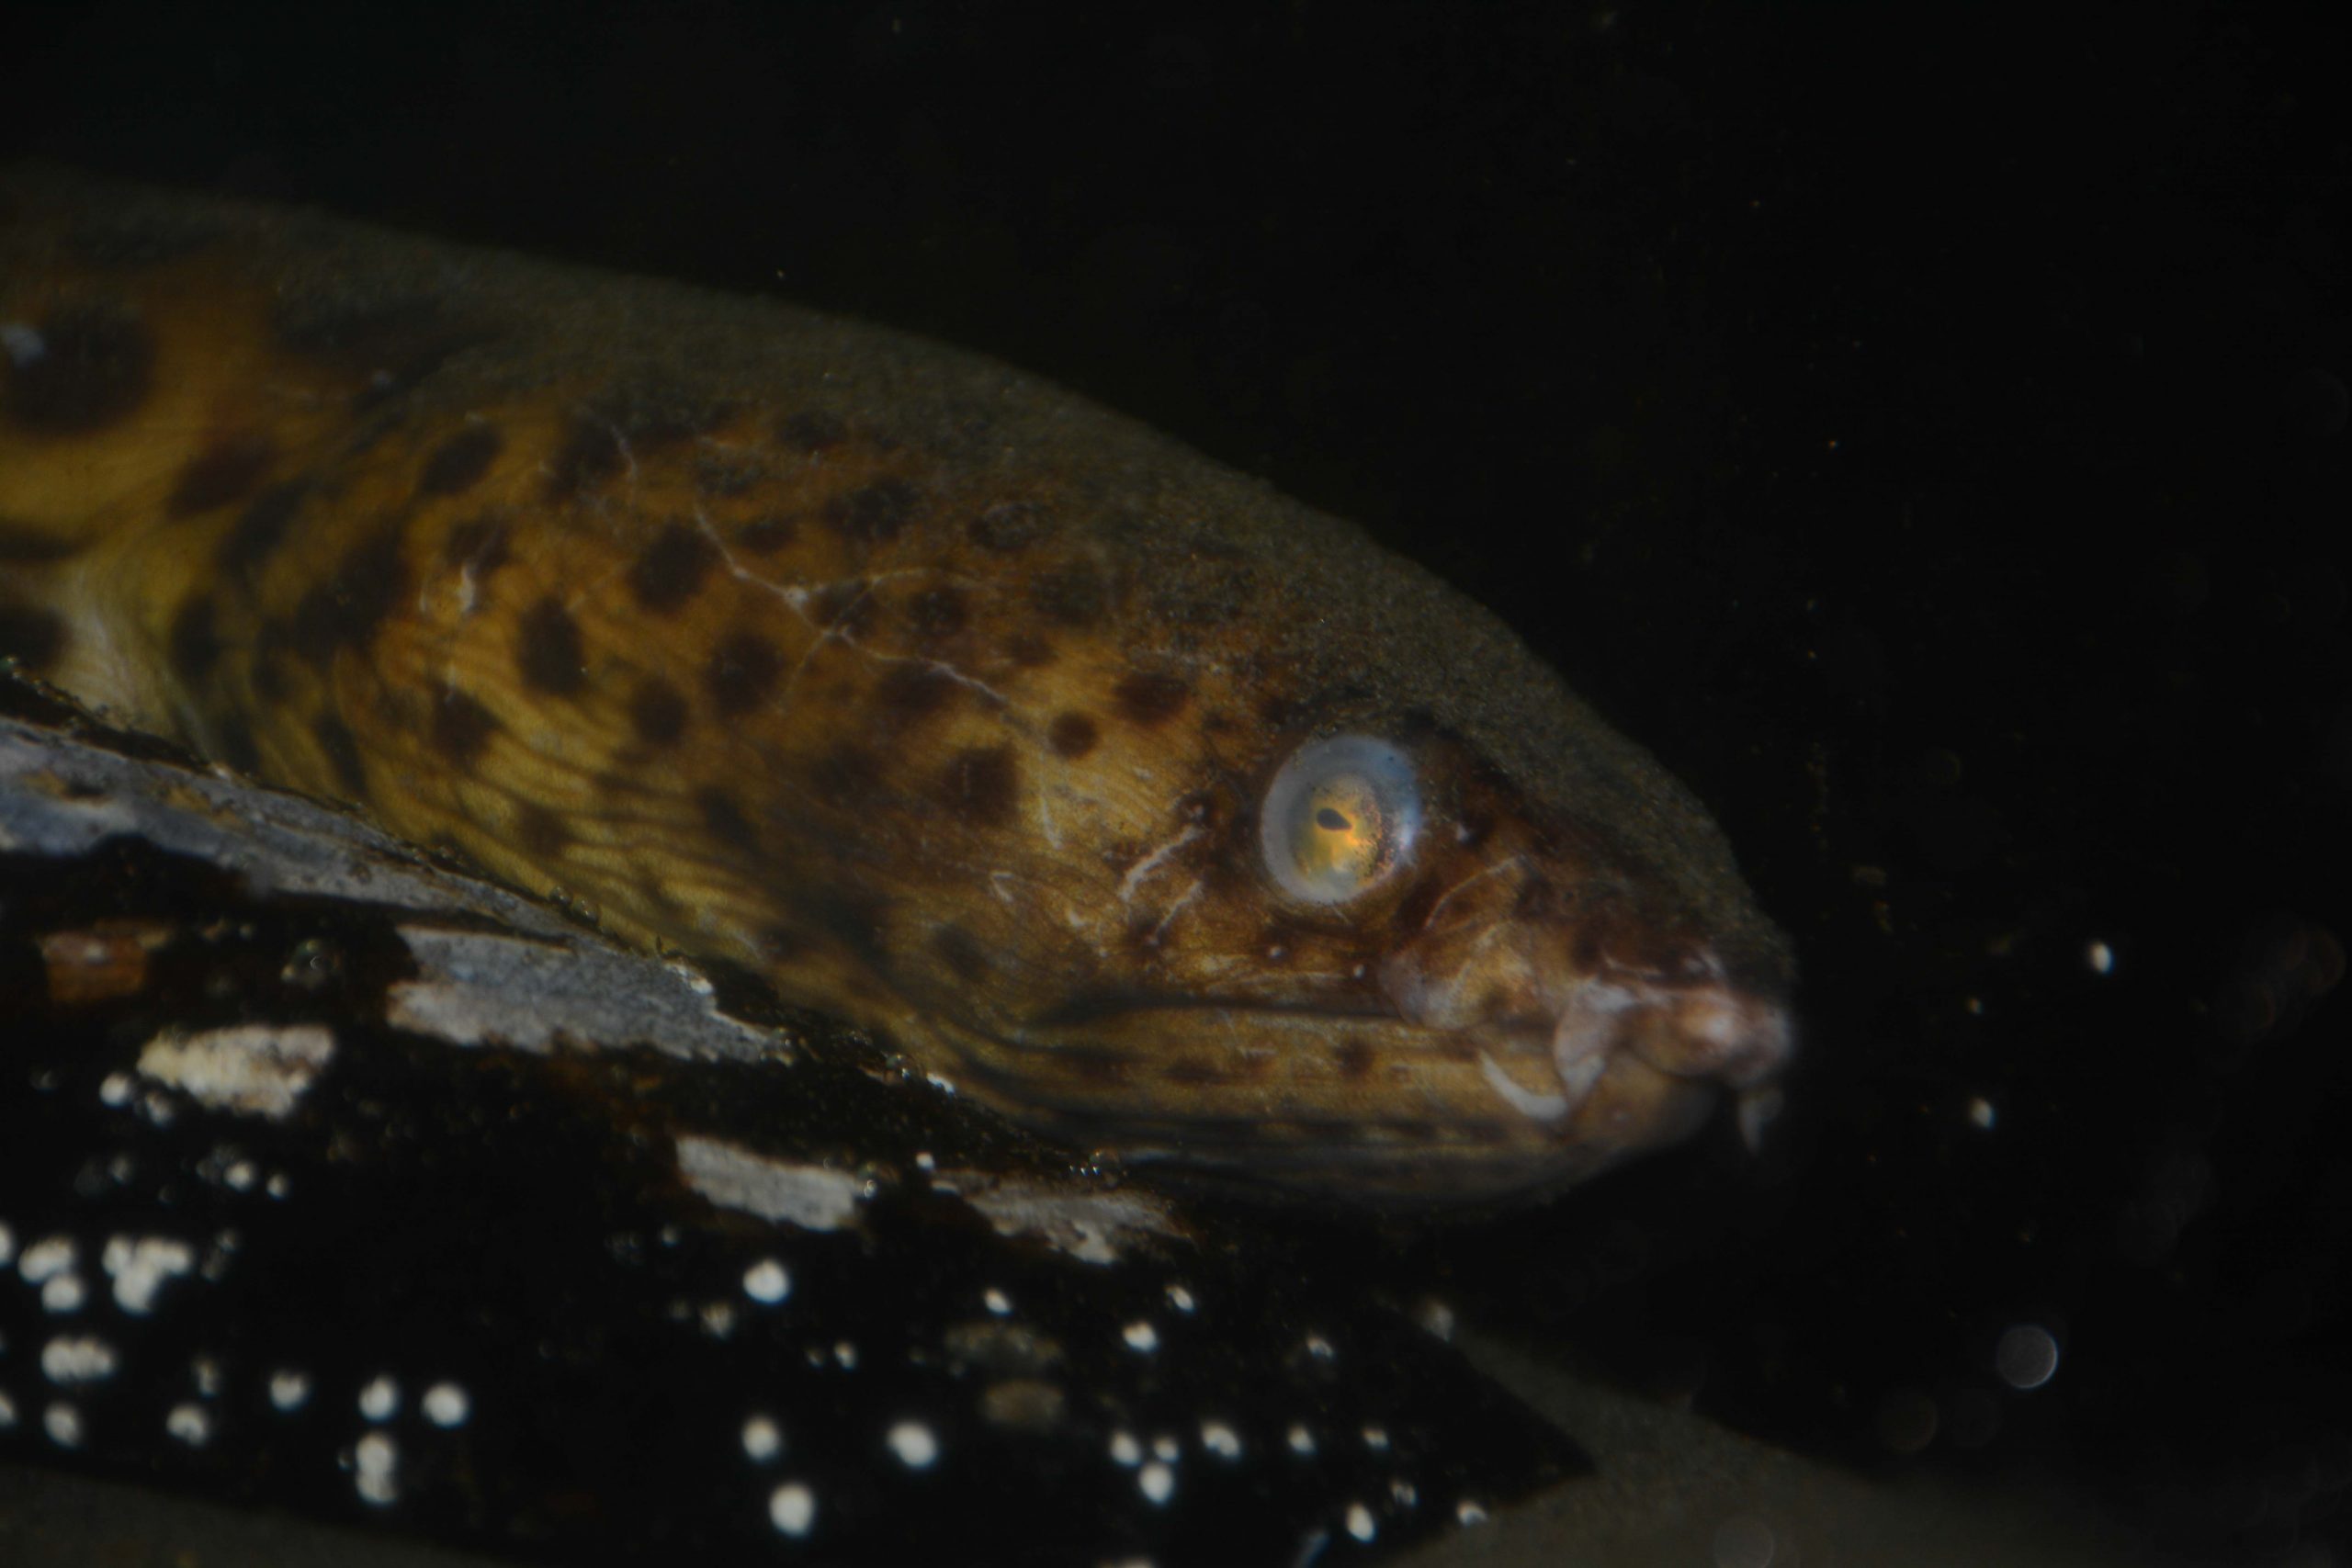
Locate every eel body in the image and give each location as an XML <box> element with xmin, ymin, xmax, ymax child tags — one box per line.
<box><xmin>0</xmin><ymin>166</ymin><xmax>1792</xmax><ymax>1202</ymax></box>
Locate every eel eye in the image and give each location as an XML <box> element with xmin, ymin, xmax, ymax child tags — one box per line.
<box><xmin>1260</xmin><ymin>736</ymin><xmax>1423</xmax><ymax>905</ymax></box>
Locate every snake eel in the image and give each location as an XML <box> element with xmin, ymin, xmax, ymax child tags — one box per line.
<box><xmin>0</xmin><ymin>166</ymin><xmax>1792</xmax><ymax>1203</ymax></box>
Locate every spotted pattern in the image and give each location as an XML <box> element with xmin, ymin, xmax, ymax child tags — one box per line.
<box><xmin>707</xmin><ymin>632</ymin><xmax>784</xmax><ymax>716</ymax></box>
<box><xmin>0</xmin><ymin>169</ymin><xmax>1792</xmax><ymax>1213</ymax></box>
<box><xmin>169</xmin><ymin>433</ymin><xmax>275</xmax><ymax>518</ymax></box>
<box><xmin>515</xmin><ymin>597</ymin><xmax>586</xmax><ymax>696</ymax></box>
<box><xmin>630</xmin><ymin>523</ymin><xmax>720</xmax><ymax>613</ymax></box>
<box><xmin>415</xmin><ymin>423</ymin><xmax>502</xmax><ymax>497</ymax></box>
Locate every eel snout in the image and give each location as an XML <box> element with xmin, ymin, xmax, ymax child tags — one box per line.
<box><xmin>1380</xmin><ymin>897</ymin><xmax>1798</xmax><ymax>1199</ymax></box>
<box><xmin>1541</xmin><ymin>956</ymin><xmax>1796</xmax><ymax>1152</ymax></box>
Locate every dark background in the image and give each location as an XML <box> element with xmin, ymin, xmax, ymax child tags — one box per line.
<box><xmin>6</xmin><ymin>1</ymin><xmax>2346</xmax><ymax>1560</ymax></box>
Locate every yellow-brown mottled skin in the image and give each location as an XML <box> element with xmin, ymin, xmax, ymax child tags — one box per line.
<box><xmin>0</xmin><ymin>166</ymin><xmax>1793</xmax><ymax>1203</ymax></box>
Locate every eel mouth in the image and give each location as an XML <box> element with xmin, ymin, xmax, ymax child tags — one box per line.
<box><xmin>1533</xmin><ymin>964</ymin><xmax>1787</xmax><ymax>1146</ymax></box>
<box><xmin>980</xmin><ymin>965</ymin><xmax>1794</xmax><ymax>1203</ymax></box>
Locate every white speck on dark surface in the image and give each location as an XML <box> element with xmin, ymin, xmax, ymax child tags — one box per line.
<box><xmin>959</xmin><ymin>1179</ymin><xmax>1185</xmax><ymax>1265</ymax></box>
<box><xmin>39</xmin><ymin>1335</ymin><xmax>118</xmax><ymax>1384</ymax></box>
<box><xmin>135</xmin><ymin>1023</ymin><xmax>334</xmax><ymax>1120</ymax></box>
<box><xmin>165</xmin><ymin>1402</ymin><xmax>213</xmax><ymax>1447</ymax></box>
<box><xmin>673</xmin><ymin>1135</ymin><xmax>864</xmax><ymax>1231</ymax></box>
<box><xmin>17</xmin><ymin>1235</ymin><xmax>74</xmax><ymax>1283</ymax></box>
<box><xmin>422</xmin><ymin>1382</ymin><xmax>470</xmax><ymax>1427</ymax></box>
<box><xmin>358</xmin><ymin>1374</ymin><xmax>401</xmax><ymax>1422</ymax></box>
<box><xmin>768</xmin><ymin>1481</ymin><xmax>816</xmax><ymax>1538</ymax></box>
<box><xmin>742</xmin><ymin>1413</ymin><xmax>783</xmax><ymax>1461</ymax></box>
<box><xmin>267</xmin><ymin>1369</ymin><xmax>311</xmax><ymax>1412</ymax></box>
<box><xmin>886</xmin><ymin>1419</ymin><xmax>938</xmax><ymax>1469</ymax></box>
<box><xmin>43</xmin><ymin>1401</ymin><xmax>84</xmax><ymax>1449</ymax></box>
<box><xmin>354</xmin><ymin>1431</ymin><xmax>399</xmax><ymax>1506</ymax></box>
<box><xmin>100</xmin><ymin>1234</ymin><xmax>195</xmax><ymax>1314</ymax></box>
<box><xmin>742</xmin><ymin>1258</ymin><xmax>790</xmax><ymax>1303</ymax></box>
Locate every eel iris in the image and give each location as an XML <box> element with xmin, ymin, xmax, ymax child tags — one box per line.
<box><xmin>0</xmin><ymin>166</ymin><xmax>1793</xmax><ymax>1202</ymax></box>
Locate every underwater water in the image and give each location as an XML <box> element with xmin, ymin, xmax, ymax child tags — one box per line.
<box><xmin>2</xmin><ymin>4</ymin><xmax>2345</xmax><ymax>1564</ymax></box>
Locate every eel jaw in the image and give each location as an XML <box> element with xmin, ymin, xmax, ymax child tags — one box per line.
<box><xmin>1552</xmin><ymin>961</ymin><xmax>1794</xmax><ymax>1144</ymax></box>
<box><xmin>1457</xmin><ymin>956</ymin><xmax>1796</xmax><ymax>1174</ymax></box>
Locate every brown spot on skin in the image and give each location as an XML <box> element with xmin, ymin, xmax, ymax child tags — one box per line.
<box><xmin>1047</xmin><ymin>712</ymin><xmax>1098</xmax><ymax>759</ymax></box>
<box><xmin>906</xmin><ymin>586</ymin><xmax>969</xmax><ymax>644</ymax></box>
<box><xmin>1333</xmin><ymin>1039</ymin><xmax>1378</xmax><ymax>1081</ymax></box>
<box><xmin>1030</xmin><ymin>562</ymin><xmax>1105</xmax><ymax>626</ymax></box>
<box><xmin>430</xmin><ymin>686</ymin><xmax>500</xmax><ymax>765</ymax></box>
<box><xmin>629</xmin><ymin>679</ymin><xmax>690</xmax><ymax>746</ymax></box>
<box><xmin>808</xmin><ymin>745</ymin><xmax>879</xmax><ymax>807</ymax></box>
<box><xmin>0</xmin><ymin>603</ymin><xmax>65</xmax><ymax>671</ymax></box>
<box><xmin>1114</xmin><ymin>671</ymin><xmax>1191</xmax><ymax>726</ymax></box>
<box><xmin>544</xmin><ymin>417</ymin><xmax>625</xmax><ymax>502</ymax></box>
<box><xmin>629</xmin><ymin>522</ymin><xmax>720</xmax><ymax>613</ymax></box>
<box><xmin>220</xmin><ymin>481</ymin><xmax>307</xmax><ymax>572</ymax></box>
<box><xmin>736</xmin><ymin>515</ymin><xmax>797</xmax><ymax>553</ymax></box>
<box><xmin>776</xmin><ymin>410</ymin><xmax>846</xmax><ymax>452</ymax></box>
<box><xmin>825</xmin><ymin>479</ymin><xmax>917</xmax><ymax>544</ymax></box>
<box><xmin>1160</xmin><ymin>1057</ymin><xmax>1227</xmax><ymax>1086</ymax></box>
<box><xmin>1004</xmin><ymin>636</ymin><xmax>1056</xmax><ymax>669</ymax></box>
<box><xmin>167</xmin><ymin>596</ymin><xmax>222</xmax><ymax>682</ymax></box>
<box><xmin>812</xmin><ymin>581</ymin><xmax>880</xmax><ymax>638</ymax></box>
<box><xmin>312</xmin><ymin>714</ymin><xmax>368</xmax><ymax>799</ymax></box>
<box><xmin>932</xmin><ymin>924</ymin><xmax>991</xmax><ymax>984</ymax></box>
<box><xmin>443</xmin><ymin>514</ymin><xmax>512</xmax><ymax>578</ymax></box>
<box><xmin>168</xmin><ymin>432</ymin><xmax>275</xmax><ymax>518</ymax></box>
<box><xmin>874</xmin><ymin>664</ymin><xmax>958</xmax><ymax>725</ymax></box>
<box><xmin>1514</xmin><ymin>877</ymin><xmax>1562</xmax><ymax>922</ymax></box>
<box><xmin>514</xmin><ymin>802</ymin><xmax>572</xmax><ymax>858</ymax></box>
<box><xmin>800</xmin><ymin>890</ymin><xmax>892</xmax><ymax>969</ymax></box>
<box><xmin>416</xmin><ymin>422</ymin><xmax>503</xmax><ymax>497</ymax></box>
<box><xmin>515</xmin><ymin>596</ymin><xmax>586</xmax><ymax>696</ymax></box>
<box><xmin>707</xmin><ymin>631</ymin><xmax>784</xmax><ymax>715</ymax></box>
<box><xmin>3</xmin><ymin>302</ymin><xmax>154</xmax><ymax>432</ymax></box>
<box><xmin>291</xmin><ymin>527</ymin><xmax>408</xmax><ymax>666</ymax></box>
<box><xmin>967</xmin><ymin>501</ymin><xmax>1049</xmax><ymax>552</ymax></box>
<box><xmin>698</xmin><ymin>787</ymin><xmax>760</xmax><ymax>852</ymax></box>
<box><xmin>938</xmin><ymin>746</ymin><xmax>1019</xmax><ymax>828</ymax></box>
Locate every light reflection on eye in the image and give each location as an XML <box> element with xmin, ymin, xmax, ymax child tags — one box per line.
<box><xmin>1260</xmin><ymin>736</ymin><xmax>1422</xmax><ymax>905</ymax></box>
